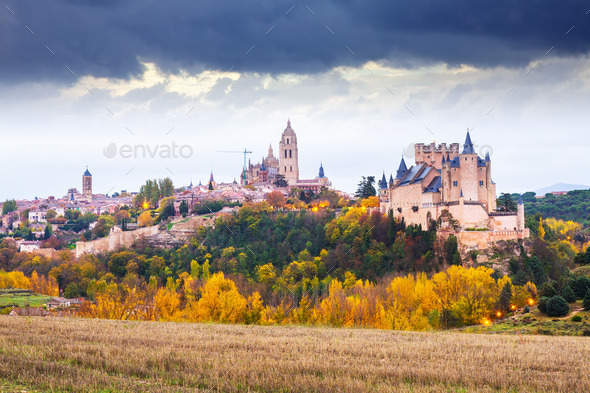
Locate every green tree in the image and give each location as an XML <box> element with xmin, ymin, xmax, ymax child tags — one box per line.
<box><xmin>91</xmin><ymin>217</ymin><xmax>113</xmax><ymax>239</ymax></box>
<box><xmin>43</xmin><ymin>224</ymin><xmax>53</xmax><ymax>240</ymax></box>
<box><xmin>497</xmin><ymin>193</ymin><xmax>517</xmax><ymax>212</ymax></box>
<box><xmin>583</xmin><ymin>290</ymin><xmax>590</xmax><ymax>311</ymax></box>
<box><xmin>1</xmin><ymin>199</ymin><xmax>17</xmax><ymax>215</ymax></box>
<box><xmin>561</xmin><ymin>285</ymin><xmax>576</xmax><ymax>303</ymax></box>
<box><xmin>179</xmin><ymin>200</ymin><xmax>189</xmax><ymax>216</ymax></box>
<box><xmin>571</xmin><ymin>276</ymin><xmax>590</xmax><ymax>298</ymax></box>
<box><xmin>46</xmin><ymin>210</ymin><xmax>57</xmax><ymax>220</ymax></box>
<box><xmin>355</xmin><ymin>176</ymin><xmax>376</xmax><ymax>199</ymax></box>
<box><xmin>273</xmin><ymin>174</ymin><xmax>289</xmax><ymax>187</ymax></box>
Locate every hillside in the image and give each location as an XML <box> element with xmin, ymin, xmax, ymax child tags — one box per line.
<box><xmin>534</xmin><ymin>183</ymin><xmax>589</xmax><ymax>195</ymax></box>
<box><xmin>1</xmin><ymin>317</ymin><xmax>588</xmax><ymax>393</ymax></box>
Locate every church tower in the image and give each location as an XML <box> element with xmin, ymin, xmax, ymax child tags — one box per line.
<box><xmin>82</xmin><ymin>166</ymin><xmax>92</xmax><ymax>200</ymax></box>
<box><xmin>278</xmin><ymin>119</ymin><xmax>299</xmax><ymax>185</ymax></box>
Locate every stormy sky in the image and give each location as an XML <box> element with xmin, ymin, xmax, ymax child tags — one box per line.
<box><xmin>1</xmin><ymin>0</ymin><xmax>590</xmax><ymax>200</ymax></box>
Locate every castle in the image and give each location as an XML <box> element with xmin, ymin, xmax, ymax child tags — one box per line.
<box><xmin>242</xmin><ymin>120</ymin><xmax>331</xmax><ymax>192</ymax></box>
<box><xmin>379</xmin><ymin>131</ymin><xmax>529</xmax><ymax>248</ymax></box>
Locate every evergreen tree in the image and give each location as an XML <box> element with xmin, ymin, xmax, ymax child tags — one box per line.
<box><xmin>43</xmin><ymin>224</ymin><xmax>53</xmax><ymax>240</ymax></box>
<box><xmin>179</xmin><ymin>200</ymin><xmax>189</xmax><ymax>216</ymax></box>
<box><xmin>545</xmin><ymin>295</ymin><xmax>569</xmax><ymax>317</ymax></box>
<box><xmin>497</xmin><ymin>193</ymin><xmax>517</xmax><ymax>212</ymax></box>
<box><xmin>571</xmin><ymin>276</ymin><xmax>590</xmax><ymax>298</ymax></box>
<box><xmin>273</xmin><ymin>174</ymin><xmax>289</xmax><ymax>187</ymax></box>
<box><xmin>561</xmin><ymin>285</ymin><xmax>576</xmax><ymax>303</ymax></box>
<box><xmin>355</xmin><ymin>176</ymin><xmax>376</xmax><ymax>199</ymax></box>
<box><xmin>498</xmin><ymin>282</ymin><xmax>513</xmax><ymax>313</ymax></box>
<box><xmin>583</xmin><ymin>290</ymin><xmax>590</xmax><ymax>311</ymax></box>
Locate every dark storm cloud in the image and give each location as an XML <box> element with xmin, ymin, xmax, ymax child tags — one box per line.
<box><xmin>2</xmin><ymin>0</ymin><xmax>590</xmax><ymax>83</ymax></box>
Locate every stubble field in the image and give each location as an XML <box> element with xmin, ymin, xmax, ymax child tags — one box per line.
<box><xmin>0</xmin><ymin>316</ymin><xmax>588</xmax><ymax>392</ymax></box>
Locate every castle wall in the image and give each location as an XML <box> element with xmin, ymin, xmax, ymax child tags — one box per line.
<box><xmin>490</xmin><ymin>214</ymin><xmax>519</xmax><ymax>231</ymax></box>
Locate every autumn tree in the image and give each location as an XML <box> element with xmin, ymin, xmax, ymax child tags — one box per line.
<box><xmin>137</xmin><ymin>211</ymin><xmax>153</xmax><ymax>227</ymax></box>
<box><xmin>195</xmin><ymin>272</ymin><xmax>247</xmax><ymax>323</ymax></box>
<box><xmin>266</xmin><ymin>191</ymin><xmax>286</xmax><ymax>209</ymax></box>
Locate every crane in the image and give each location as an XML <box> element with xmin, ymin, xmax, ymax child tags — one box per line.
<box><xmin>216</xmin><ymin>148</ymin><xmax>253</xmax><ymax>184</ymax></box>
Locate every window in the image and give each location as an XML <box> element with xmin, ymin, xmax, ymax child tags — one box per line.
<box><xmin>453</xmin><ymin>181</ymin><xmax>458</xmax><ymax>187</ymax></box>
<box><xmin>284</xmin><ymin>166</ymin><xmax>287</xmax><ymax>171</ymax></box>
<box><xmin>287</xmin><ymin>138</ymin><xmax>289</xmax><ymax>144</ymax></box>
<box><xmin>289</xmin><ymin>150</ymin><xmax>292</xmax><ymax>158</ymax></box>
<box><xmin>479</xmin><ymin>180</ymin><xmax>484</xmax><ymax>186</ymax></box>
<box><xmin>290</xmin><ymin>166</ymin><xmax>292</xmax><ymax>171</ymax></box>
<box><xmin>284</xmin><ymin>150</ymin><xmax>288</xmax><ymax>158</ymax></box>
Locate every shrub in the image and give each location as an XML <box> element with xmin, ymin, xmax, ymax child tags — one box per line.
<box><xmin>538</xmin><ymin>296</ymin><xmax>549</xmax><ymax>313</ymax></box>
<box><xmin>523</xmin><ymin>305</ymin><xmax>530</xmax><ymax>314</ymax></box>
<box><xmin>583</xmin><ymin>330</ymin><xmax>590</xmax><ymax>337</ymax></box>
<box><xmin>571</xmin><ymin>315</ymin><xmax>582</xmax><ymax>322</ymax></box>
<box><xmin>545</xmin><ymin>296</ymin><xmax>570</xmax><ymax>317</ymax></box>
<box><xmin>561</xmin><ymin>286</ymin><xmax>576</xmax><ymax>303</ymax></box>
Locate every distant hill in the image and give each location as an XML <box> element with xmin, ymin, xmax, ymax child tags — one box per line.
<box><xmin>516</xmin><ymin>189</ymin><xmax>590</xmax><ymax>226</ymax></box>
<box><xmin>534</xmin><ymin>183</ymin><xmax>589</xmax><ymax>195</ymax></box>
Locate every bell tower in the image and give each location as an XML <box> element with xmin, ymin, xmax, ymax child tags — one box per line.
<box><xmin>278</xmin><ymin>119</ymin><xmax>299</xmax><ymax>185</ymax></box>
<box><xmin>82</xmin><ymin>166</ymin><xmax>92</xmax><ymax>200</ymax></box>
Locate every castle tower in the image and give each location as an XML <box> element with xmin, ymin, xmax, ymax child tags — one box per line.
<box><xmin>82</xmin><ymin>166</ymin><xmax>92</xmax><ymax>200</ymax></box>
<box><xmin>278</xmin><ymin>119</ymin><xmax>299</xmax><ymax>185</ymax></box>
<box><xmin>458</xmin><ymin>131</ymin><xmax>478</xmax><ymax>202</ymax></box>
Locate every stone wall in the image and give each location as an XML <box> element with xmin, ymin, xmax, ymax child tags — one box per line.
<box><xmin>75</xmin><ymin>225</ymin><xmax>160</xmax><ymax>258</ymax></box>
<box><xmin>455</xmin><ymin>228</ymin><xmax>530</xmax><ymax>249</ymax></box>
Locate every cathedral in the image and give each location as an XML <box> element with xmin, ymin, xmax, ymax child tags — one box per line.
<box><xmin>379</xmin><ymin>131</ymin><xmax>529</xmax><ymax>247</ymax></box>
<box><xmin>242</xmin><ymin>120</ymin><xmax>331</xmax><ymax>191</ymax></box>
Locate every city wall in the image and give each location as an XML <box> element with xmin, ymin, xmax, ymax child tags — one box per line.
<box><xmin>75</xmin><ymin>225</ymin><xmax>160</xmax><ymax>258</ymax></box>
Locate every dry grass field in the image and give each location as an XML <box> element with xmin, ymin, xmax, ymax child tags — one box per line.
<box><xmin>0</xmin><ymin>317</ymin><xmax>588</xmax><ymax>393</ymax></box>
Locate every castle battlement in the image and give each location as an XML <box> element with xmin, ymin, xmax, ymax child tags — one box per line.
<box><xmin>415</xmin><ymin>142</ymin><xmax>460</xmax><ymax>169</ymax></box>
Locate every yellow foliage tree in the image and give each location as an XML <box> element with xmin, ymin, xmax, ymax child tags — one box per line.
<box><xmin>196</xmin><ymin>272</ymin><xmax>247</xmax><ymax>323</ymax></box>
<box><xmin>138</xmin><ymin>211</ymin><xmax>153</xmax><ymax>227</ymax></box>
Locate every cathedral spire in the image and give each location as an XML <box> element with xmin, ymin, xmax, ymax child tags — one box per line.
<box><xmin>318</xmin><ymin>162</ymin><xmax>325</xmax><ymax>178</ymax></box>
